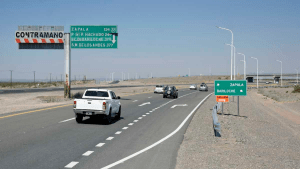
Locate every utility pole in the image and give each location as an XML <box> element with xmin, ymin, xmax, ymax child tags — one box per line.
<box><xmin>64</xmin><ymin>33</ymin><xmax>71</xmax><ymax>98</ymax></box>
<box><xmin>276</xmin><ymin>60</ymin><xmax>282</xmax><ymax>87</ymax></box>
<box><xmin>9</xmin><ymin>70</ymin><xmax>13</xmax><ymax>88</ymax></box>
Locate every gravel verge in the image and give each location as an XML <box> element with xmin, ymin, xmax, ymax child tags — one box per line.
<box><xmin>176</xmin><ymin>91</ymin><xmax>300</xmax><ymax>169</ymax></box>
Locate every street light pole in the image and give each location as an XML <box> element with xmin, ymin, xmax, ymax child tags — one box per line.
<box><xmin>251</xmin><ymin>57</ymin><xmax>258</xmax><ymax>89</ymax></box>
<box><xmin>217</xmin><ymin>26</ymin><xmax>233</xmax><ymax>80</ymax></box>
<box><xmin>112</xmin><ymin>72</ymin><xmax>115</xmax><ymax>82</ymax></box>
<box><xmin>238</xmin><ymin>53</ymin><xmax>246</xmax><ymax>80</ymax></box>
<box><xmin>276</xmin><ymin>60</ymin><xmax>282</xmax><ymax>87</ymax></box>
<box><xmin>225</xmin><ymin>43</ymin><xmax>236</xmax><ymax>80</ymax></box>
<box><xmin>296</xmin><ymin>69</ymin><xmax>298</xmax><ymax>84</ymax></box>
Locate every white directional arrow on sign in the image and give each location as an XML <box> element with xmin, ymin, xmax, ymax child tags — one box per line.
<box><xmin>171</xmin><ymin>104</ymin><xmax>187</xmax><ymax>108</ymax></box>
<box><xmin>112</xmin><ymin>35</ymin><xmax>116</xmax><ymax>44</ymax></box>
<box><xmin>139</xmin><ymin>102</ymin><xmax>151</xmax><ymax>107</ymax></box>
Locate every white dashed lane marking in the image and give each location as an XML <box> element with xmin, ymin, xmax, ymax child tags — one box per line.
<box><xmin>59</xmin><ymin>117</ymin><xmax>75</xmax><ymax>123</ymax></box>
<box><xmin>133</xmin><ymin>120</ymin><xmax>138</xmax><ymax>122</ymax></box>
<box><xmin>138</xmin><ymin>117</ymin><xmax>142</xmax><ymax>119</ymax></box>
<box><xmin>101</xmin><ymin>92</ymin><xmax>212</xmax><ymax>169</ymax></box>
<box><xmin>142</xmin><ymin>115</ymin><xmax>146</xmax><ymax>117</ymax></box>
<box><xmin>65</xmin><ymin>161</ymin><xmax>79</xmax><ymax>168</ymax></box>
<box><xmin>128</xmin><ymin>123</ymin><xmax>134</xmax><ymax>126</ymax></box>
<box><xmin>146</xmin><ymin>113</ymin><xmax>150</xmax><ymax>114</ymax></box>
<box><xmin>106</xmin><ymin>137</ymin><xmax>114</xmax><ymax>140</ymax></box>
<box><xmin>122</xmin><ymin>127</ymin><xmax>128</xmax><ymax>130</ymax></box>
<box><xmin>82</xmin><ymin>151</ymin><xmax>94</xmax><ymax>156</ymax></box>
<box><xmin>96</xmin><ymin>143</ymin><xmax>105</xmax><ymax>147</ymax></box>
<box><xmin>115</xmin><ymin>131</ymin><xmax>122</xmax><ymax>134</ymax></box>
<box><xmin>133</xmin><ymin>100</ymin><xmax>138</xmax><ymax>102</ymax></box>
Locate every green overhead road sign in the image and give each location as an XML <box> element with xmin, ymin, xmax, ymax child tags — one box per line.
<box><xmin>70</xmin><ymin>25</ymin><xmax>118</xmax><ymax>49</ymax></box>
<box><xmin>214</xmin><ymin>80</ymin><xmax>247</xmax><ymax>96</ymax></box>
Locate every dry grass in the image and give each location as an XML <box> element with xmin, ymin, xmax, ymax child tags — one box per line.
<box><xmin>292</xmin><ymin>85</ymin><xmax>300</xmax><ymax>93</ymax></box>
<box><xmin>258</xmin><ymin>87</ymin><xmax>300</xmax><ymax>102</ymax></box>
<box><xmin>36</xmin><ymin>96</ymin><xmax>71</xmax><ymax>103</ymax></box>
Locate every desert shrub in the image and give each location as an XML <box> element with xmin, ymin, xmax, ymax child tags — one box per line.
<box><xmin>72</xmin><ymin>92</ymin><xmax>83</xmax><ymax>98</ymax></box>
<box><xmin>37</xmin><ymin>96</ymin><xmax>65</xmax><ymax>103</ymax></box>
<box><xmin>292</xmin><ymin>85</ymin><xmax>300</xmax><ymax>93</ymax></box>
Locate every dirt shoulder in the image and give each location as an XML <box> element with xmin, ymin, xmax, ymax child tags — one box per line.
<box><xmin>176</xmin><ymin>90</ymin><xmax>300</xmax><ymax>169</ymax></box>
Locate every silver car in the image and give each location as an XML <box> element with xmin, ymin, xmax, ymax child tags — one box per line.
<box><xmin>199</xmin><ymin>83</ymin><xmax>208</xmax><ymax>91</ymax></box>
<box><xmin>189</xmin><ymin>84</ymin><xmax>197</xmax><ymax>90</ymax></box>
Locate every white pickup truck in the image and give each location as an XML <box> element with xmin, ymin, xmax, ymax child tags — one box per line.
<box><xmin>73</xmin><ymin>89</ymin><xmax>121</xmax><ymax>124</ymax></box>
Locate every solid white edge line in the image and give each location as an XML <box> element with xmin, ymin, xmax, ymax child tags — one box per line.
<box><xmin>82</xmin><ymin>151</ymin><xmax>94</xmax><ymax>156</ymax></box>
<box><xmin>65</xmin><ymin>161</ymin><xmax>79</xmax><ymax>168</ymax></box>
<box><xmin>96</xmin><ymin>143</ymin><xmax>105</xmax><ymax>147</ymax></box>
<box><xmin>59</xmin><ymin>117</ymin><xmax>75</xmax><ymax>123</ymax></box>
<box><xmin>101</xmin><ymin>92</ymin><xmax>213</xmax><ymax>169</ymax></box>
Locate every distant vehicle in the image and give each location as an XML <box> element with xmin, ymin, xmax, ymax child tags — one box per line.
<box><xmin>163</xmin><ymin>86</ymin><xmax>178</xmax><ymax>98</ymax></box>
<box><xmin>199</xmin><ymin>83</ymin><xmax>208</xmax><ymax>91</ymax></box>
<box><xmin>189</xmin><ymin>84</ymin><xmax>197</xmax><ymax>90</ymax></box>
<box><xmin>154</xmin><ymin>85</ymin><xmax>165</xmax><ymax>93</ymax></box>
<box><xmin>73</xmin><ymin>89</ymin><xmax>121</xmax><ymax>124</ymax></box>
<box><xmin>266</xmin><ymin>81</ymin><xmax>270</xmax><ymax>84</ymax></box>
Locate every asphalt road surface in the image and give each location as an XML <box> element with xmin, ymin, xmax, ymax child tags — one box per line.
<box><xmin>0</xmin><ymin>88</ymin><xmax>213</xmax><ymax>169</ymax></box>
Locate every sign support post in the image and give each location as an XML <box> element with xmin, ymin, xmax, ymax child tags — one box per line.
<box><xmin>64</xmin><ymin>33</ymin><xmax>71</xmax><ymax>98</ymax></box>
<box><xmin>222</xmin><ymin>102</ymin><xmax>223</xmax><ymax>115</ymax></box>
<box><xmin>237</xmin><ymin>96</ymin><xmax>239</xmax><ymax>116</ymax></box>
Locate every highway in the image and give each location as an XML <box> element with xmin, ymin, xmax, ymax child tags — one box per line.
<box><xmin>0</xmin><ymin>88</ymin><xmax>213</xmax><ymax>169</ymax></box>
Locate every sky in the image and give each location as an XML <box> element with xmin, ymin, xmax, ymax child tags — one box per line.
<box><xmin>0</xmin><ymin>0</ymin><xmax>299</xmax><ymax>81</ymax></box>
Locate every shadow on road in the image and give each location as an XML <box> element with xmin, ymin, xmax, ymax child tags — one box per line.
<box><xmin>81</xmin><ymin>117</ymin><xmax>125</xmax><ymax>125</ymax></box>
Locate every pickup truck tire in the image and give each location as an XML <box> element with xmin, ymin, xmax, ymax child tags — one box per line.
<box><xmin>76</xmin><ymin>114</ymin><xmax>83</xmax><ymax>123</ymax></box>
<box><xmin>116</xmin><ymin>107</ymin><xmax>121</xmax><ymax>120</ymax></box>
<box><xmin>106</xmin><ymin>109</ymin><xmax>112</xmax><ymax>124</ymax></box>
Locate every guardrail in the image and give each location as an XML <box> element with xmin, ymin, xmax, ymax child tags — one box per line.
<box><xmin>212</xmin><ymin>102</ymin><xmax>221</xmax><ymax>137</ymax></box>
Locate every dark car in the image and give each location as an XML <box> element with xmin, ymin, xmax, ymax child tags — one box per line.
<box><xmin>163</xmin><ymin>86</ymin><xmax>178</xmax><ymax>99</ymax></box>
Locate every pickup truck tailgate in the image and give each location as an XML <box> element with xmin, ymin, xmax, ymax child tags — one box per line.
<box><xmin>76</xmin><ymin>99</ymin><xmax>104</xmax><ymax>110</ymax></box>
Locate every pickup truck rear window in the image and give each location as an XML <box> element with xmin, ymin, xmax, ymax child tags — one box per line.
<box><xmin>85</xmin><ymin>91</ymin><xmax>109</xmax><ymax>97</ymax></box>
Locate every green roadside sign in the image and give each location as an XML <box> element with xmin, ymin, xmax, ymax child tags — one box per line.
<box><xmin>214</xmin><ymin>80</ymin><xmax>247</xmax><ymax>96</ymax></box>
<box><xmin>70</xmin><ymin>25</ymin><xmax>118</xmax><ymax>49</ymax></box>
